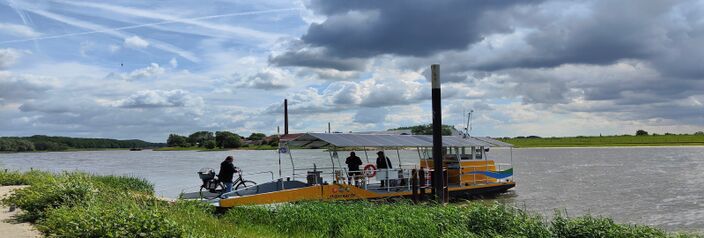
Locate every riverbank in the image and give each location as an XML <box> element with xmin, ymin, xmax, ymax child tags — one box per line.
<box><xmin>0</xmin><ymin>185</ymin><xmax>41</xmax><ymax>238</ymax></box>
<box><xmin>0</xmin><ymin>170</ymin><xmax>698</xmax><ymax>237</ymax></box>
<box><xmin>500</xmin><ymin>134</ymin><xmax>704</xmax><ymax>148</ymax></box>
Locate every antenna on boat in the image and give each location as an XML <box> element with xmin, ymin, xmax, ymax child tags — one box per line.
<box><xmin>464</xmin><ymin>110</ymin><xmax>473</xmax><ymax>138</ymax></box>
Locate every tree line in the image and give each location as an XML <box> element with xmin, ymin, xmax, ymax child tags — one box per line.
<box><xmin>166</xmin><ymin>131</ymin><xmax>278</xmax><ymax>149</ymax></box>
<box><xmin>0</xmin><ymin>135</ymin><xmax>164</xmax><ymax>152</ymax></box>
<box><xmin>390</xmin><ymin>124</ymin><xmax>454</xmax><ymax>135</ymax></box>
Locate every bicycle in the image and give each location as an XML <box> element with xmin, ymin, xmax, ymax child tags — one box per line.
<box><xmin>198</xmin><ymin>168</ymin><xmax>258</xmax><ymax>200</ymax></box>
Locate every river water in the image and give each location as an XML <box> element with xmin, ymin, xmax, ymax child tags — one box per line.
<box><xmin>1</xmin><ymin>147</ymin><xmax>702</xmax><ymax>232</ymax></box>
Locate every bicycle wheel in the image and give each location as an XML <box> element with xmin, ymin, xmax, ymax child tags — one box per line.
<box><xmin>199</xmin><ymin>186</ymin><xmax>220</xmax><ymax>200</ymax></box>
<box><xmin>235</xmin><ymin>180</ymin><xmax>258</xmax><ymax>196</ymax></box>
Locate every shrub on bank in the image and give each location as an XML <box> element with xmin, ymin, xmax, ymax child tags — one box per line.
<box><xmin>3</xmin><ymin>173</ymin><xmax>96</xmax><ymax>221</ymax></box>
<box><xmin>551</xmin><ymin>214</ymin><xmax>668</xmax><ymax>238</ymax></box>
<box><xmin>39</xmin><ymin>196</ymin><xmax>183</xmax><ymax>238</ymax></box>
<box><xmin>224</xmin><ymin>201</ymin><xmax>551</xmax><ymax>238</ymax></box>
<box><xmin>91</xmin><ymin>174</ymin><xmax>154</xmax><ymax>194</ymax></box>
<box><xmin>0</xmin><ymin>170</ymin><xmax>26</xmax><ymax>185</ymax></box>
<box><xmin>0</xmin><ymin>169</ymin><xmax>51</xmax><ymax>186</ymax></box>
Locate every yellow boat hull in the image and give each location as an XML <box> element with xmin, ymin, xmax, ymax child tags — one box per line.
<box><xmin>219</xmin><ymin>181</ymin><xmax>515</xmax><ymax>207</ymax></box>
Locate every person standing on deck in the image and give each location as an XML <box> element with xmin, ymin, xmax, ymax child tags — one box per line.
<box><xmin>376</xmin><ymin>151</ymin><xmax>393</xmax><ymax>187</ymax></box>
<box><xmin>345</xmin><ymin>152</ymin><xmax>363</xmax><ymax>185</ymax></box>
<box><xmin>218</xmin><ymin>156</ymin><xmax>239</xmax><ymax>198</ymax></box>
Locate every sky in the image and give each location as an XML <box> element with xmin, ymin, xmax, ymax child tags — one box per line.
<box><xmin>0</xmin><ymin>0</ymin><xmax>703</xmax><ymax>142</ymax></box>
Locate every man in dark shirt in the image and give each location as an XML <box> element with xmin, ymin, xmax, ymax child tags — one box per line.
<box><xmin>345</xmin><ymin>152</ymin><xmax>363</xmax><ymax>185</ymax></box>
<box><xmin>376</xmin><ymin>151</ymin><xmax>393</xmax><ymax>187</ymax></box>
<box><xmin>218</xmin><ymin>156</ymin><xmax>239</xmax><ymax>197</ymax></box>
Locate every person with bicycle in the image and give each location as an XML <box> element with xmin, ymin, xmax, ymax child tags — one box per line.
<box><xmin>218</xmin><ymin>156</ymin><xmax>239</xmax><ymax>198</ymax></box>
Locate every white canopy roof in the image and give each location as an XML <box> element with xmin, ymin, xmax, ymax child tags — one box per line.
<box><xmin>283</xmin><ymin>133</ymin><xmax>512</xmax><ymax>148</ymax></box>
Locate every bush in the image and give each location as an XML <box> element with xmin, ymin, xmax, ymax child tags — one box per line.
<box><xmin>0</xmin><ymin>170</ymin><xmax>27</xmax><ymax>185</ymax></box>
<box><xmin>551</xmin><ymin>213</ymin><xmax>667</xmax><ymax>238</ymax></box>
<box><xmin>91</xmin><ymin>174</ymin><xmax>155</xmax><ymax>194</ymax></box>
<box><xmin>39</xmin><ymin>196</ymin><xmax>183</xmax><ymax>238</ymax></box>
<box><xmin>3</xmin><ymin>173</ymin><xmax>96</xmax><ymax>221</ymax></box>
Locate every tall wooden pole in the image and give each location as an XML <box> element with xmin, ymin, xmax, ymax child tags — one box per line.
<box><xmin>431</xmin><ymin>64</ymin><xmax>446</xmax><ymax>203</ymax></box>
<box><xmin>284</xmin><ymin>99</ymin><xmax>289</xmax><ymax>135</ymax></box>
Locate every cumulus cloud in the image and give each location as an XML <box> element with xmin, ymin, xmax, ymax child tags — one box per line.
<box><xmin>0</xmin><ymin>48</ymin><xmax>23</xmax><ymax>69</ymax></box>
<box><xmin>264</xmin><ymin>68</ymin><xmax>432</xmax><ymax>114</ymax></box>
<box><xmin>123</xmin><ymin>35</ymin><xmax>150</xmax><ymax>48</ymax></box>
<box><xmin>105</xmin><ymin>63</ymin><xmax>165</xmax><ymax>80</ymax></box>
<box><xmin>236</xmin><ymin>67</ymin><xmax>294</xmax><ymax>90</ymax></box>
<box><xmin>0</xmin><ymin>23</ymin><xmax>41</xmax><ymax>38</ymax></box>
<box><xmin>116</xmin><ymin>89</ymin><xmax>203</xmax><ymax>108</ymax></box>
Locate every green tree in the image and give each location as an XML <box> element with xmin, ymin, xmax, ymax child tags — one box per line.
<box><xmin>636</xmin><ymin>129</ymin><xmax>649</xmax><ymax>136</ymax></box>
<box><xmin>166</xmin><ymin>134</ymin><xmax>189</xmax><ymax>147</ymax></box>
<box><xmin>215</xmin><ymin>131</ymin><xmax>241</xmax><ymax>148</ymax></box>
<box><xmin>695</xmin><ymin>131</ymin><xmax>704</xmax><ymax>136</ymax></box>
<box><xmin>390</xmin><ymin>124</ymin><xmax>453</xmax><ymax>135</ymax></box>
<box><xmin>247</xmin><ymin>133</ymin><xmax>266</xmax><ymax>141</ymax></box>
<box><xmin>203</xmin><ymin>140</ymin><xmax>217</xmax><ymax>149</ymax></box>
<box><xmin>268</xmin><ymin>135</ymin><xmax>280</xmax><ymax>146</ymax></box>
<box><xmin>188</xmin><ymin>131</ymin><xmax>214</xmax><ymax>147</ymax></box>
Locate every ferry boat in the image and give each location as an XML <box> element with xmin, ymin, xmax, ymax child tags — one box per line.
<box><xmin>183</xmin><ymin>132</ymin><xmax>515</xmax><ymax>207</ymax></box>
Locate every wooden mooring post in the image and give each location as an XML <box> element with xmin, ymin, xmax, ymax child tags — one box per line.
<box><xmin>411</xmin><ymin>169</ymin><xmax>418</xmax><ymax>203</ymax></box>
<box><xmin>419</xmin><ymin>168</ymin><xmax>426</xmax><ymax>200</ymax></box>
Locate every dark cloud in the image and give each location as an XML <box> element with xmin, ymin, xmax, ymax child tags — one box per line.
<box><xmin>0</xmin><ymin>72</ymin><xmax>53</xmax><ymax>103</ymax></box>
<box><xmin>301</xmin><ymin>0</ymin><xmax>537</xmax><ymax>58</ymax></box>
<box><xmin>272</xmin><ymin>0</ymin><xmax>539</xmax><ymax>70</ymax></box>
<box><xmin>269</xmin><ymin>41</ymin><xmax>368</xmax><ymax>71</ymax></box>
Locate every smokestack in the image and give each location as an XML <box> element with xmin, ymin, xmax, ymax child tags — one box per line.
<box><xmin>431</xmin><ymin>64</ymin><xmax>446</xmax><ymax>203</ymax></box>
<box><xmin>284</xmin><ymin>99</ymin><xmax>289</xmax><ymax>135</ymax></box>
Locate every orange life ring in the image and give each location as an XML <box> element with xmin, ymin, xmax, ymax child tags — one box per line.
<box><xmin>363</xmin><ymin>164</ymin><xmax>377</xmax><ymax>177</ymax></box>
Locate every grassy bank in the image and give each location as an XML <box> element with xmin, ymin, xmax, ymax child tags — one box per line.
<box><xmin>501</xmin><ymin>134</ymin><xmax>704</xmax><ymax>148</ymax></box>
<box><xmin>1</xmin><ymin>170</ymin><xmax>699</xmax><ymax>237</ymax></box>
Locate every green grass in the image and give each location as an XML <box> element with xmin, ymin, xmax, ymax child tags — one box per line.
<box><xmin>1</xmin><ymin>170</ymin><xmax>700</xmax><ymax>238</ymax></box>
<box><xmin>224</xmin><ymin>201</ymin><xmax>698</xmax><ymax>238</ymax></box>
<box><xmin>501</xmin><ymin>134</ymin><xmax>704</xmax><ymax>148</ymax></box>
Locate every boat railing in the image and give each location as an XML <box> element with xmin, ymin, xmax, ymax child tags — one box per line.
<box><xmin>243</xmin><ymin>171</ymin><xmax>275</xmax><ymax>181</ymax></box>
<box><xmin>330</xmin><ymin>168</ymin><xmax>421</xmax><ymax>192</ymax></box>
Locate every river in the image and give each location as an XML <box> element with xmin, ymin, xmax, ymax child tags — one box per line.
<box><xmin>1</xmin><ymin>146</ymin><xmax>702</xmax><ymax>232</ymax></box>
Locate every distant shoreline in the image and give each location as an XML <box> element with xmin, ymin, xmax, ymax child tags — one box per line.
<box><xmin>511</xmin><ymin>144</ymin><xmax>704</xmax><ymax>149</ymax></box>
<box><xmin>500</xmin><ymin>134</ymin><xmax>704</xmax><ymax>148</ymax></box>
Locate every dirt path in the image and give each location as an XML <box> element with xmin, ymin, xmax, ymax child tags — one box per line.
<box><xmin>0</xmin><ymin>186</ymin><xmax>42</xmax><ymax>238</ymax></box>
